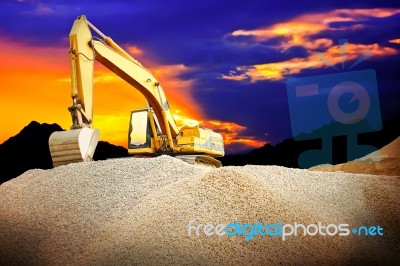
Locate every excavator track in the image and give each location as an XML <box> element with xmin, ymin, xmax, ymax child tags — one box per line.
<box><xmin>175</xmin><ymin>155</ymin><xmax>222</xmax><ymax>168</ymax></box>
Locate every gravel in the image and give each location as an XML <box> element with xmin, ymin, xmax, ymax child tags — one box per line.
<box><xmin>311</xmin><ymin>137</ymin><xmax>400</xmax><ymax>176</ymax></box>
<box><xmin>0</xmin><ymin>149</ymin><xmax>399</xmax><ymax>265</ymax></box>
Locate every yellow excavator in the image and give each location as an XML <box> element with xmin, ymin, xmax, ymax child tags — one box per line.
<box><xmin>49</xmin><ymin>15</ymin><xmax>224</xmax><ymax>168</ymax></box>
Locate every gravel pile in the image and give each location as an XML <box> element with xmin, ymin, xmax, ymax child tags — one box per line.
<box><xmin>0</xmin><ymin>156</ymin><xmax>210</xmax><ymax>265</ymax></box>
<box><xmin>1</xmin><ymin>151</ymin><xmax>399</xmax><ymax>265</ymax></box>
<box><xmin>311</xmin><ymin>137</ymin><xmax>400</xmax><ymax>176</ymax></box>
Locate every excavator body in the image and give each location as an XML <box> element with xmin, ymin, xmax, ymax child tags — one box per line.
<box><xmin>49</xmin><ymin>16</ymin><xmax>224</xmax><ymax>167</ymax></box>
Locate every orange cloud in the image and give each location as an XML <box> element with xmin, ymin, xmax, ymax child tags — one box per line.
<box><xmin>127</xmin><ymin>45</ymin><xmax>143</xmax><ymax>56</ymax></box>
<box><xmin>389</xmin><ymin>38</ymin><xmax>400</xmax><ymax>44</ymax></box>
<box><xmin>240</xmin><ymin>43</ymin><xmax>398</xmax><ymax>81</ymax></box>
<box><xmin>202</xmin><ymin>120</ymin><xmax>266</xmax><ymax>148</ymax></box>
<box><xmin>220</xmin><ymin>70</ymin><xmax>248</xmax><ymax>81</ymax></box>
<box><xmin>232</xmin><ymin>8</ymin><xmax>400</xmax><ymax>51</ymax></box>
<box><xmin>226</xmin><ymin>8</ymin><xmax>400</xmax><ymax>81</ymax></box>
<box><xmin>172</xmin><ymin>110</ymin><xmax>200</xmax><ymax>128</ymax></box>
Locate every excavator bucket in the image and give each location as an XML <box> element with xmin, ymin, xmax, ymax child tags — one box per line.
<box><xmin>49</xmin><ymin>128</ymin><xmax>100</xmax><ymax>167</ymax></box>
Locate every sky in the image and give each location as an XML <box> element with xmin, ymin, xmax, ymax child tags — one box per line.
<box><xmin>0</xmin><ymin>0</ymin><xmax>399</xmax><ymax>154</ymax></box>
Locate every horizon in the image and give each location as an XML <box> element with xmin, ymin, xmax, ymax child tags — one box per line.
<box><xmin>2</xmin><ymin>114</ymin><xmax>399</xmax><ymax>157</ymax></box>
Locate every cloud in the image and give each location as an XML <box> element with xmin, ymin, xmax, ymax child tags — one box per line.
<box><xmin>127</xmin><ymin>45</ymin><xmax>143</xmax><ymax>56</ymax></box>
<box><xmin>21</xmin><ymin>2</ymin><xmax>56</xmax><ymax>16</ymax></box>
<box><xmin>219</xmin><ymin>70</ymin><xmax>248</xmax><ymax>81</ymax></box>
<box><xmin>202</xmin><ymin>120</ymin><xmax>266</xmax><ymax>149</ymax></box>
<box><xmin>389</xmin><ymin>38</ymin><xmax>400</xmax><ymax>44</ymax></box>
<box><xmin>239</xmin><ymin>43</ymin><xmax>398</xmax><ymax>81</ymax></box>
<box><xmin>231</xmin><ymin>8</ymin><xmax>400</xmax><ymax>51</ymax></box>
<box><xmin>172</xmin><ymin>110</ymin><xmax>200</xmax><ymax>128</ymax></box>
<box><xmin>224</xmin><ymin>8</ymin><xmax>400</xmax><ymax>81</ymax></box>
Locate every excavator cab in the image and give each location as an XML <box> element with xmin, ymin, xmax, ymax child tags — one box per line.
<box><xmin>128</xmin><ymin>108</ymin><xmax>161</xmax><ymax>152</ymax></box>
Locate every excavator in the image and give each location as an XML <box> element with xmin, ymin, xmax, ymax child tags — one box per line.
<box><xmin>49</xmin><ymin>15</ymin><xmax>224</xmax><ymax>168</ymax></box>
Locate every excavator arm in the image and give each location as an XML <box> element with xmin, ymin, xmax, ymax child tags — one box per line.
<box><xmin>49</xmin><ymin>15</ymin><xmax>224</xmax><ymax>167</ymax></box>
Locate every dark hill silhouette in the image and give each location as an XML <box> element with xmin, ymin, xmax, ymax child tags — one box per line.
<box><xmin>0</xmin><ymin>122</ymin><xmax>127</xmax><ymax>184</ymax></box>
<box><xmin>221</xmin><ymin>114</ymin><xmax>400</xmax><ymax>167</ymax></box>
<box><xmin>93</xmin><ymin>141</ymin><xmax>127</xmax><ymax>161</ymax></box>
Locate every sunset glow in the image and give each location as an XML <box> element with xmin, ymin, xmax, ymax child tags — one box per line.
<box><xmin>203</xmin><ymin>120</ymin><xmax>266</xmax><ymax>148</ymax></box>
<box><xmin>0</xmin><ymin>38</ymin><xmax>259</xmax><ymax>149</ymax></box>
<box><xmin>0</xmin><ymin>38</ymin><xmax>201</xmax><ymax>147</ymax></box>
<box><xmin>0</xmin><ymin>38</ymin><xmax>69</xmax><ymax>141</ymax></box>
<box><xmin>1</xmin><ymin>3</ymin><xmax>399</xmax><ymax>153</ymax></box>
